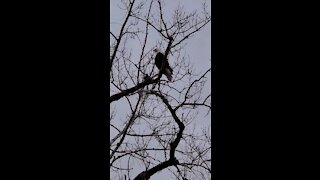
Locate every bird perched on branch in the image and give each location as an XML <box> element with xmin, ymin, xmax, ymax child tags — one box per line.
<box><xmin>153</xmin><ymin>48</ymin><xmax>173</xmax><ymax>81</ymax></box>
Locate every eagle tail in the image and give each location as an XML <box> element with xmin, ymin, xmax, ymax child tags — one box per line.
<box><xmin>164</xmin><ymin>68</ymin><xmax>172</xmax><ymax>81</ymax></box>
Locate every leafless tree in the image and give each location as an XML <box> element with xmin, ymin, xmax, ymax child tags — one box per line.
<box><xmin>110</xmin><ymin>0</ymin><xmax>211</xmax><ymax>179</ymax></box>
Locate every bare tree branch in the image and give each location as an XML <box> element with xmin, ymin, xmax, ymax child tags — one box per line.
<box><xmin>110</xmin><ymin>0</ymin><xmax>136</xmax><ymax>73</ymax></box>
<box><xmin>133</xmin><ymin>91</ymin><xmax>184</xmax><ymax>180</ymax></box>
<box><xmin>110</xmin><ymin>0</ymin><xmax>211</xmax><ymax>179</ymax></box>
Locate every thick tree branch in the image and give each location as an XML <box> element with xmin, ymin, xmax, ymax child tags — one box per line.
<box><xmin>134</xmin><ymin>91</ymin><xmax>185</xmax><ymax>180</ymax></box>
<box><xmin>110</xmin><ymin>75</ymin><xmax>161</xmax><ymax>103</ymax></box>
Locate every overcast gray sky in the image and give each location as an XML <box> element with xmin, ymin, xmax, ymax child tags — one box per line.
<box><xmin>110</xmin><ymin>0</ymin><xmax>211</xmax><ymax>179</ymax></box>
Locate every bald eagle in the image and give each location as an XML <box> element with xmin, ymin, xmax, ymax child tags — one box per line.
<box><xmin>153</xmin><ymin>49</ymin><xmax>173</xmax><ymax>81</ymax></box>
